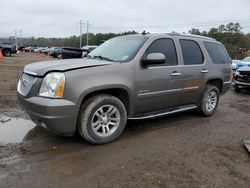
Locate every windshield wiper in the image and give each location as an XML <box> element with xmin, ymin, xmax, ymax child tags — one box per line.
<box><xmin>93</xmin><ymin>55</ymin><xmax>115</xmax><ymax>62</ymax></box>
<box><xmin>86</xmin><ymin>54</ymin><xmax>93</xmax><ymax>59</ymax></box>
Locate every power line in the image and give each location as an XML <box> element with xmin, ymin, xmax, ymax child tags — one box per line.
<box><xmin>77</xmin><ymin>19</ymin><xmax>90</xmax><ymax>48</ymax></box>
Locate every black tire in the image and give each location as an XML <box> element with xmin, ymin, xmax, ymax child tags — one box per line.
<box><xmin>2</xmin><ymin>49</ymin><xmax>11</xmax><ymax>57</ymax></box>
<box><xmin>197</xmin><ymin>85</ymin><xmax>220</xmax><ymax>117</ymax></box>
<box><xmin>234</xmin><ymin>85</ymin><xmax>241</xmax><ymax>92</ymax></box>
<box><xmin>57</xmin><ymin>53</ymin><xmax>62</xmax><ymax>59</ymax></box>
<box><xmin>78</xmin><ymin>94</ymin><xmax>127</xmax><ymax>144</ymax></box>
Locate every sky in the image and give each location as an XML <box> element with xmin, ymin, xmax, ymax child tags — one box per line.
<box><xmin>0</xmin><ymin>0</ymin><xmax>250</xmax><ymax>38</ymax></box>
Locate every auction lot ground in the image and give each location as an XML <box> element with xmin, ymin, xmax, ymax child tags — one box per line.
<box><xmin>0</xmin><ymin>53</ymin><xmax>250</xmax><ymax>188</ymax></box>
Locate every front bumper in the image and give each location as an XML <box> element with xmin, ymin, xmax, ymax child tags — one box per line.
<box><xmin>232</xmin><ymin>80</ymin><xmax>250</xmax><ymax>89</ymax></box>
<box><xmin>18</xmin><ymin>94</ymin><xmax>78</xmax><ymax>136</ymax></box>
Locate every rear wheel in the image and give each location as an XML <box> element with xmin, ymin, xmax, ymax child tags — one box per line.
<box><xmin>78</xmin><ymin>95</ymin><xmax>127</xmax><ymax>144</ymax></box>
<box><xmin>2</xmin><ymin>49</ymin><xmax>11</xmax><ymax>57</ymax></box>
<box><xmin>197</xmin><ymin>85</ymin><xmax>220</xmax><ymax>116</ymax></box>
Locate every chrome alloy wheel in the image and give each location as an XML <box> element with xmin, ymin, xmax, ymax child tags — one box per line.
<box><xmin>91</xmin><ymin>105</ymin><xmax>121</xmax><ymax>137</ymax></box>
<box><xmin>205</xmin><ymin>91</ymin><xmax>217</xmax><ymax>112</ymax></box>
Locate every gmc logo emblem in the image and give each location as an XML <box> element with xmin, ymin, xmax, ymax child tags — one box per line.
<box><xmin>20</xmin><ymin>78</ymin><xmax>28</xmax><ymax>87</ymax></box>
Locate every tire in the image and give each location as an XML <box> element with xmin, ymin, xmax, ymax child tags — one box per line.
<box><xmin>234</xmin><ymin>85</ymin><xmax>241</xmax><ymax>92</ymax></box>
<box><xmin>2</xmin><ymin>49</ymin><xmax>11</xmax><ymax>57</ymax></box>
<box><xmin>56</xmin><ymin>53</ymin><xmax>62</xmax><ymax>59</ymax></box>
<box><xmin>78</xmin><ymin>94</ymin><xmax>127</xmax><ymax>144</ymax></box>
<box><xmin>197</xmin><ymin>85</ymin><xmax>220</xmax><ymax>117</ymax></box>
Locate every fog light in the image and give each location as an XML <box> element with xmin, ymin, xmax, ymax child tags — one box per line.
<box><xmin>38</xmin><ymin>121</ymin><xmax>47</xmax><ymax>129</ymax></box>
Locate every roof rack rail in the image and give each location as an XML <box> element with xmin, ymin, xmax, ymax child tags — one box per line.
<box><xmin>168</xmin><ymin>33</ymin><xmax>216</xmax><ymax>41</ymax></box>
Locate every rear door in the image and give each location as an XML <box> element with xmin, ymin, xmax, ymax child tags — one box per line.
<box><xmin>134</xmin><ymin>38</ymin><xmax>183</xmax><ymax>114</ymax></box>
<box><xmin>177</xmin><ymin>38</ymin><xmax>209</xmax><ymax>104</ymax></box>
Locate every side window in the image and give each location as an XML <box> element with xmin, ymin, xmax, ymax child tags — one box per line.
<box><xmin>204</xmin><ymin>42</ymin><xmax>231</xmax><ymax>64</ymax></box>
<box><xmin>145</xmin><ymin>39</ymin><xmax>178</xmax><ymax>66</ymax></box>
<box><xmin>180</xmin><ymin>39</ymin><xmax>204</xmax><ymax>65</ymax></box>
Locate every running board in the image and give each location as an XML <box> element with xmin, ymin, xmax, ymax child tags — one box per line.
<box><xmin>128</xmin><ymin>105</ymin><xmax>197</xmax><ymax>120</ymax></box>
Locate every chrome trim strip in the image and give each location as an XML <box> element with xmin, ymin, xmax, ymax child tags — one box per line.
<box><xmin>128</xmin><ymin>105</ymin><xmax>197</xmax><ymax>120</ymax></box>
<box><xmin>23</xmin><ymin>70</ymin><xmax>38</xmax><ymax>76</ymax></box>
<box><xmin>223</xmin><ymin>81</ymin><xmax>232</xmax><ymax>84</ymax></box>
<box><xmin>138</xmin><ymin>88</ymin><xmax>182</xmax><ymax>97</ymax></box>
<box><xmin>183</xmin><ymin>86</ymin><xmax>199</xmax><ymax>91</ymax></box>
<box><xmin>147</xmin><ymin>66</ymin><xmax>179</xmax><ymax>69</ymax></box>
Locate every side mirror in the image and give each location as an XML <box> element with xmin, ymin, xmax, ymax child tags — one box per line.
<box><xmin>141</xmin><ymin>53</ymin><xmax>166</xmax><ymax>67</ymax></box>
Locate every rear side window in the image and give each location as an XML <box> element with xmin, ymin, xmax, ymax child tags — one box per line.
<box><xmin>146</xmin><ymin>39</ymin><xmax>178</xmax><ymax>66</ymax></box>
<box><xmin>180</xmin><ymin>40</ymin><xmax>204</xmax><ymax>65</ymax></box>
<box><xmin>204</xmin><ymin>42</ymin><xmax>230</xmax><ymax>64</ymax></box>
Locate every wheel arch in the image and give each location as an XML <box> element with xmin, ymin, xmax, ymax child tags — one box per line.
<box><xmin>78</xmin><ymin>86</ymin><xmax>133</xmax><ymax>116</ymax></box>
<box><xmin>206</xmin><ymin>78</ymin><xmax>223</xmax><ymax>94</ymax></box>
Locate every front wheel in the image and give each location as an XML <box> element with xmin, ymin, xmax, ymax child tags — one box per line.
<box><xmin>197</xmin><ymin>85</ymin><xmax>220</xmax><ymax>116</ymax></box>
<box><xmin>78</xmin><ymin>95</ymin><xmax>127</xmax><ymax>144</ymax></box>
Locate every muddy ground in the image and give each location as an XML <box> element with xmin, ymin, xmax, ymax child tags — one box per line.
<box><xmin>0</xmin><ymin>53</ymin><xmax>250</xmax><ymax>188</ymax></box>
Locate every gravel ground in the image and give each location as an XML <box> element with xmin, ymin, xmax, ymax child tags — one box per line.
<box><xmin>0</xmin><ymin>53</ymin><xmax>250</xmax><ymax>188</ymax></box>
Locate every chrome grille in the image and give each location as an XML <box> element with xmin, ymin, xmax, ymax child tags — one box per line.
<box><xmin>17</xmin><ymin>73</ymin><xmax>36</xmax><ymax>96</ymax></box>
<box><xmin>236</xmin><ymin>75</ymin><xmax>250</xmax><ymax>83</ymax></box>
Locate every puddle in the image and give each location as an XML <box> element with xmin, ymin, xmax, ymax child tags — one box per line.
<box><xmin>0</xmin><ymin>118</ymin><xmax>37</xmax><ymax>145</ymax></box>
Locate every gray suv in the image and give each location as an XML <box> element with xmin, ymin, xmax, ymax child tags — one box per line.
<box><xmin>17</xmin><ymin>34</ymin><xmax>232</xmax><ymax>144</ymax></box>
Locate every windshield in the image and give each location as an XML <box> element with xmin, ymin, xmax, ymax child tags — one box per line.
<box><xmin>243</xmin><ymin>57</ymin><xmax>250</xmax><ymax>62</ymax></box>
<box><xmin>88</xmin><ymin>36</ymin><xmax>147</xmax><ymax>62</ymax></box>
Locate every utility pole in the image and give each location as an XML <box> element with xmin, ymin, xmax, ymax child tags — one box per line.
<box><xmin>14</xmin><ymin>29</ymin><xmax>17</xmax><ymax>44</ymax></box>
<box><xmin>78</xmin><ymin>19</ymin><xmax>90</xmax><ymax>48</ymax></box>
<box><xmin>79</xmin><ymin>19</ymin><xmax>83</xmax><ymax>48</ymax></box>
<box><xmin>86</xmin><ymin>20</ymin><xmax>89</xmax><ymax>46</ymax></box>
<box><xmin>19</xmin><ymin>30</ymin><xmax>23</xmax><ymax>46</ymax></box>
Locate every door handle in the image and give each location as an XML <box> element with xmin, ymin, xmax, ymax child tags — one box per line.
<box><xmin>201</xmin><ymin>69</ymin><xmax>209</xmax><ymax>74</ymax></box>
<box><xmin>171</xmin><ymin>72</ymin><xmax>182</xmax><ymax>76</ymax></box>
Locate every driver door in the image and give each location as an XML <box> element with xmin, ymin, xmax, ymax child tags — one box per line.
<box><xmin>134</xmin><ymin>38</ymin><xmax>183</xmax><ymax>114</ymax></box>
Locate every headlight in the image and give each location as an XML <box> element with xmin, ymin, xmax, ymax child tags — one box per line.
<box><xmin>235</xmin><ymin>70</ymin><xmax>240</xmax><ymax>76</ymax></box>
<box><xmin>39</xmin><ymin>72</ymin><xmax>65</xmax><ymax>98</ymax></box>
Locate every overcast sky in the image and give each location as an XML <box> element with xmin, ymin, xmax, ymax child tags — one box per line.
<box><xmin>0</xmin><ymin>0</ymin><xmax>250</xmax><ymax>38</ymax></box>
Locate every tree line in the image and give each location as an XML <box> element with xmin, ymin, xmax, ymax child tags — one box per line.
<box><xmin>1</xmin><ymin>22</ymin><xmax>249</xmax><ymax>59</ymax></box>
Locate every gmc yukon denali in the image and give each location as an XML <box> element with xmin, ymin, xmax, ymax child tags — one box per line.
<box><xmin>17</xmin><ymin>34</ymin><xmax>232</xmax><ymax>144</ymax></box>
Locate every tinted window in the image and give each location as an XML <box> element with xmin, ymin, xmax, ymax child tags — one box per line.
<box><xmin>146</xmin><ymin>39</ymin><xmax>178</xmax><ymax>66</ymax></box>
<box><xmin>204</xmin><ymin>42</ymin><xmax>230</xmax><ymax>64</ymax></box>
<box><xmin>180</xmin><ymin>40</ymin><xmax>204</xmax><ymax>65</ymax></box>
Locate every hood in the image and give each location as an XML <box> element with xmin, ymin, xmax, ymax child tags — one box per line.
<box><xmin>236</xmin><ymin>61</ymin><xmax>250</xmax><ymax>69</ymax></box>
<box><xmin>23</xmin><ymin>58</ymin><xmax>113</xmax><ymax>76</ymax></box>
<box><xmin>238</xmin><ymin>65</ymin><xmax>250</xmax><ymax>72</ymax></box>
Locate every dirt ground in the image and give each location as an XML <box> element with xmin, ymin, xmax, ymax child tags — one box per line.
<box><xmin>0</xmin><ymin>53</ymin><xmax>250</xmax><ymax>188</ymax></box>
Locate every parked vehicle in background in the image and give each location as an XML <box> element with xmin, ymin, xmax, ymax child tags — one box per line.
<box><xmin>0</xmin><ymin>42</ymin><xmax>18</xmax><ymax>57</ymax></box>
<box><xmin>17</xmin><ymin>34</ymin><xmax>231</xmax><ymax>144</ymax></box>
<box><xmin>233</xmin><ymin>65</ymin><xmax>250</xmax><ymax>91</ymax></box>
<box><xmin>61</xmin><ymin>47</ymin><xmax>89</xmax><ymax>59</ymax></box>
<box><xmin>40</xmin><ymin>47</ymin><xmax>51</xmax><ymax>54</ymax></box>
<box><xmin>81</xmin><ymin>45</ymin><xmax>98</xmax><ymax>52</ymax></box>
<box><xmin>231</xmin><ymin>59</ymin><xmax>240</xmax><ymax>70</ymax></box>
<box><xmin>23</xmin><ymin>46</ymin><xmax>38</xmax><ymax>52</ymax></box>
<box><xmin>236</xmin><ymin>56</ymin><xmax>250</xmax><ymax>70</ymax></box>
<box><xmin>18</xmin><ymin>45</ymin><xmax>30</xmax><ymax>51</ymax></box>
<box><xmin>49</xmin><ymin>47</ymin><xmax>62</xmax><ymax>58</ymax></box>
<box><xmin>34</xmin><ymin>47</ymin><xmax>47</xmax><ymax>53</ymax></box>
<box><xmin>81</xmin><ymin>45</ymin><xmax>98</xmax><ymax>57</ymax></box>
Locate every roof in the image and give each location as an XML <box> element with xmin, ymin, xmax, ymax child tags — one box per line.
<box><xmin>137</xmin><ymin>33</ymin><xmax>216</xmax><ymax>41</ymax></box>
<box><xmin>168</xmin><ymin>33</ymin><xmax>216</xmax><ymax>41</ymax></box>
